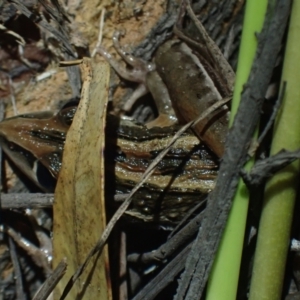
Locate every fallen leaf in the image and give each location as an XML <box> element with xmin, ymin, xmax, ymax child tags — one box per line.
<box><xmin>52</xmin><ymin>58</ymin><xmax>111</xmax><ymax>300</ymax></box>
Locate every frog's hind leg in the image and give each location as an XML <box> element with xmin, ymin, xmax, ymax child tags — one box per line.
<box><xmin>123</xmin><ymin>83</ymin><xmax>148</xmax><ymax>112</ymax></box>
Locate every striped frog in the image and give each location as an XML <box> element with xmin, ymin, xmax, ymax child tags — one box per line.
<box><xmin>0</xmin><ymin>2</ymin><xmax>234</xmax><ymax>223</ymax></box>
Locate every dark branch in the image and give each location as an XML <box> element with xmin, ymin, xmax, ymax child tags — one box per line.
<box><xmin>241</xmin><ymin>149</ymin><xmax>300</xmax><ymax>187</ymax></box>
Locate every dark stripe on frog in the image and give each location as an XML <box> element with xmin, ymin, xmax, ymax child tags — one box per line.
<box><xmin>115</xmin><ymin>144</ymin><xmax>218</xmax><ymax>175</ymax></box>
<box><xmin>105</xmin><ymin>115</ymin><xmax>218</xmax><ymax>223</ymax></box>
<box><xmin>108</xmin><ymin>114</ymin><xmax>193</xmax><ymax>142</ymax></box>
<box><xmin>30</xmin><ymin>130</ymin><xmax>66</xmax><ymax>145</ymax></box>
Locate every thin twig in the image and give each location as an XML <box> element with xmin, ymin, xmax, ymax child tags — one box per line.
<box><xmin>0</xmin><ymin>72</ymin><xmax>18</xmax><ymax>115</ymax></box>
<box><xmin>132</xmin><ymin>241</ymin><xmax>194</xmax><ymax>300</ymax></box>
<box><xmin>257</xmin><ymin>81</ymin><xmax>286</xmax><ymax>147</ymax></box>
<box><xmin>8</xmin><ymin>237</ymin><xmax>24</xmax><ymax>300</ymax></box>
<box><xmin>8</xmin><ymin>76</ymin><xmax>18</xmax><ymax>115</ymax></box>
<box><xmin>0</xmin><ymin>24</ymin><xmax>25</xmax><ymax>45</ymax></box>
<box><xmin>91</xmin><ymin>8</ymin><xmax>106</xmax><ymax>58</ymax></box>
<box><xmin>0</xmin><ymin>193</ymin><xmax>130</xmax><ymax>209</ymax></box>
<box><xmin>127</xmin><ymin>210</ymin><xmax>204</xmax><ymax>265</ymax></box>
<box><xmin>0</xmin><ymin>101</ymin><xmax>4</xmax><ymax>189</ymax></box>
<box><xmin>32</xmin><ymin>259</ymin><xmax>67</xmax><ymax>300</ymax></box>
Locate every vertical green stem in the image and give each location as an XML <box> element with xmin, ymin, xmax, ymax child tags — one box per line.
<box><xmin>249</xmin><ymin>2</ymin><xmax>300</xmax><ymax>299</ymax></box>
<box><xmin>206</xmin><ymin>1</ymin><xmax>268</xmax><ymax>299</ymax></box>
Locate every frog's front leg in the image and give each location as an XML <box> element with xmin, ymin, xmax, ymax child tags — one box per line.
<box><xmin>98</xmin><ymin>31</ymin><xmax>177</xmax><ymax>126</ymax></box>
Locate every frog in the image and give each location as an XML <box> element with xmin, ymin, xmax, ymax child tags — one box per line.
<box><xmin>97</xmin><ymin>0</ymin><xmax>234</xmax><ymax>158</ymax></box>
<box><xmin>0</xmin><ymin>1</ymin><xmax>233</xmax><ymax>224</ymax></box>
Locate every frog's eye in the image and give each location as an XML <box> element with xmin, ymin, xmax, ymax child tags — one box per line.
<box><xmin>57</xmin><ymin>106</ymin><xmax>76</xmax><ymax>127</ymax></box>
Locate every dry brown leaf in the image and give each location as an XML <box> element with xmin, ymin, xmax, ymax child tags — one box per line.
<box><xmin>52</xmin><ymin>58</ymin><xmax>111</xmax><ymax>300</ymax></box>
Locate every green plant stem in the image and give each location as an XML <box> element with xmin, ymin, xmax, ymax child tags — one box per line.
<box><xmin>206</xmin><ymin>1</ymin><xmax>268</xmax><ymax>299</ymax></box>
<box><xmin>249</xmin><ymin>1</ymin><xmax>300</xmax><ymax>299</ymax></box>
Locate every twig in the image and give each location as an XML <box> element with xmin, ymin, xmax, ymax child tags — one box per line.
<box><xmin>242</xmin><ymin>149</ymin><xmax>300</xmax><ymax>187</ymax></box>
<box><xmin>132</xmin><ymin>241</ymin><xmax>193</xmax><ymax>300</ymax></box>
<box><xmin>168</xmin><ymin>198</ymin><xmax>207</xmax><ymax>238</ymax></box>
<box><xmin>32</xmin><ymin>259</ymin><xmax>67</xmax><ymax>300</ymax></box>
<box><xmin>0</xmin><ymin>101</ymin><xmax>4</xmax><ymax>188</ymax></box>
<box><xmin>127</xmin><ymin>210</ymin><xmax>204</xmax><ymax>265</ymax></box>
<box><xmin>8</xmin><ymin>76</ymin><xmax>18</xmax><ymax>115</ymax></box>
<box><xmin>0</xmin><ymin>24</ymin><xmax>25</xmax><ymax>46</ymax></box>
<box><xmin>256</xmin><ymin>81</ymin><xmax>286</xmax><ymax>147</ymax></box>
<box><xmin>8</xmin><ymin>237</ymin><xmax>24</xmax><ymax>300</ymax></box>
<box><xmin>0</xmin><ymin>193</ymin><xmax>131</xmax><ymax>209</ymax></box>
<box><xmin>119</xmin><ymin>231</ymin><xmax>128</xmax><ymax>300</ymax></box>
<box><xmin>0</xmin><ymin>72</ymin><xmax>18</xmax><ymax>115</ymax></box>
<box><xmin>91</xmin><ymin>8</ymin><xmax>106</xmax><ymax>58</ymax></box>
<box><xmin>0</xmin><ymin>193</ymin><xmax>54</xmax><ymax>209</ymax></box>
